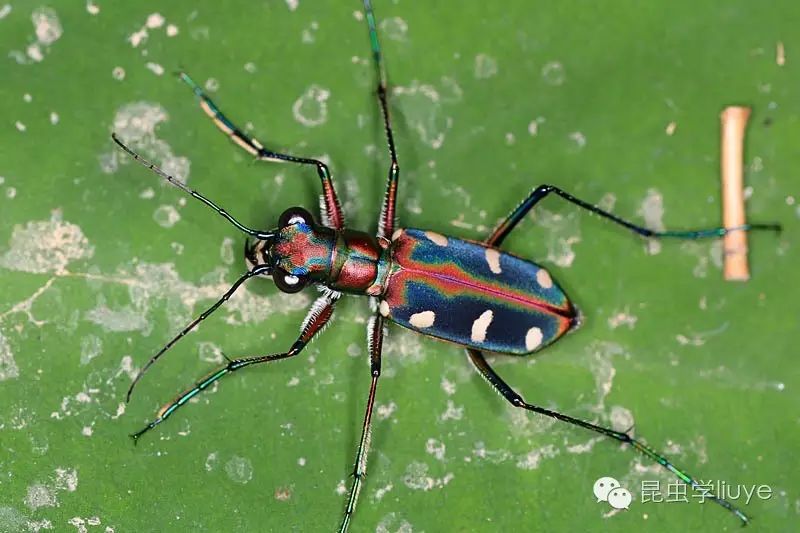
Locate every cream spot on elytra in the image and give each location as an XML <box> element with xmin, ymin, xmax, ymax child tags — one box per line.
<box><xmin>392</xmin><ymin>228</ymin><xmax>404</xmax><ymax>241</ymax></box>
<box><xmin>470</xmin><ymin>310</ymin><xmax>493</xmax><ymax>343</ymax></box>
<box><xmin>536</xmin><ymin>269</ymin><xmax>553</xmax><ymax>289</ymax></box>
<box><xmin>525</xmin><ymin>327</ymin><xmax>543</xmax><ymax>351</ymax></box>
<box><xmin>485</xmin><ymin>248</ymin><xmax>501</xmax><ymax>274</ymax></box>
<box><xmin>409</xmin><ymin>311</ymin><xmax>436</xmax><ymax>328</ymax></box>
<box><xmin>379</xmin><ymin>300</ymin><xmax>390</xmax><ymax>317</ymax></box>
<box><xmin>424</xmin><ymin>231</ymin><xmax>448</xmax><ymax>246</ymax></box>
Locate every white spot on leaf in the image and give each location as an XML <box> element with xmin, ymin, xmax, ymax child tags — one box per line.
<box><xmin>530</xmin><ymin>207</ymin><xmax>581</xmax><ymax>268</ymax></box>
<box><xmin>541</xmin><ymin>61</ymin><xmax>565</xmax><ymax>85</ymax></box>
<box><xmin>0</xmin><ymin>330</ymin><xmax>19</xmax><ymax>381</ymax></box>
<box><xmin>638</xmin><ymin>188</ymin><xmax>665</xmax><ymax>255</ymax></box>
<box><xmin>292</xmin><ymin>85</ymin><xmax>330</xmax><ymax>127</ymax></box>
<box><xmin>474</xmin><ymin>54</ymin><xmax>498</xmax><ymax>79</ymax></box>
<box><xmin>516</xmin><ymin>444</ymin><xmax>559</xmax><ymax>470</ymax></box>
<box><xmin>0</xmin><ymin>214</ymin><xmax>93</xmax><ymax>274</ymax></box>
<box><xmin>102</xmin><ymin>102</ymin><xmax>190</xmax><ymax>183</ymax></box>
<box><xmin>610</xmin><ymin>405</ymin><xmax>634</xmax><ymax>432</ymax></box>
<box><xmin>152</xmin><ymin>205</ymin><xmax>180</xmax><ymax>228</ymax></box>
<box><xmin>608</xmin><ymin>308</ymin><xmax>638</xmax><ymax>330</ymax></box>
<box><xmin>219</xmin><ymin>237</ymin><xmax>235</xmax><ymax>265</ymax></box>
<box><xmin>79</xmin><ymin>335</ymin><xmax>102</xmax><ymax>365</ymax></box>
<box><xmin>145</xmin><ymin>13</ymin><xmax>164</xmax><ymax>29</ymax></box>
<box><xmin>33</xmin><ymin>7</ymin><xmax>62</xmax><ymax>45</ymax></box>
<box><xmin>205</xmin><ymin>452</ymin><xmax>218</xmax><ymax>472</ymax></box>
<box><xmin>392</xmin><ymin>81</ymin><xmax>450</xmax><ymax>149</ymax></box>
<box><xmin>25</xmin><ymin>484</ymin><xmax>56</xmax><ymax>510</ymax></box>
<box><xmin>425</xmin><ymin>438</ymin><xmax>446</xmax><ymax>461</ymax></box>
<box><xmin>380</xmin><ymin>17</ymin><xmax>408</xmax><ymax>41</ymax></box>
<box><xmin>224</xmin><ymin>456</ymin><xmax>253</xmax><ymax>484</ymax></box>
<box><xmin>24</xmin><ymin>467</ymin><xmax>78</xmax><ymax>510</ymax></box>
<box><xmin>10</xmin><ymin>7</ymin><xmax>63</xmax><ymax>64</ymax></box>
<box><xmin>145</xmin><ymin>62</ymin><xmax>165</xmax><ymax>76</ymax></box>
<box><xmin>402</xmin><ymin>461</ymin><xmax>454</xmax><ymax>491</ymax></box>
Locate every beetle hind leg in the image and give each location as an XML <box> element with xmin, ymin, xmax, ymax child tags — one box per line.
<box><xmin>465</xmin><ymin>348</ymin><xmax>749</xmax><ymax>525</ymax></box>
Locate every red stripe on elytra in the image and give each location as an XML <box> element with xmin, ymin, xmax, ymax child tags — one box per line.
<box><xmin>387</xmin><ymin>267</ymin><xmax>571</xmax><ymax>318</ymax></box>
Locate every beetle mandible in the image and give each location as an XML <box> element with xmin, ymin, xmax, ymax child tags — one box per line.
<box><xmin>113</xmin><ymin>1</ymin><xmax>781</xmax><ymax>530</ymax></box>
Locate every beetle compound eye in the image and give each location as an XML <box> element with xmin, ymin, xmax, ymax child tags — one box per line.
<box><xmin>273</xmin><ymin>269</ymin><xmax>306</xmax><ymax>293</ymax></box>
<box><xmin>279</xmin><ymin>206</ymin><xmax>315</xmax><ymax>228</ymax></box>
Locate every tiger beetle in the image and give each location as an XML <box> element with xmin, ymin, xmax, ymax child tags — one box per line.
<box><xmin>113</xmin><ymin>1</ymin><xmax>781</xmax><ymax>530</ymax></box>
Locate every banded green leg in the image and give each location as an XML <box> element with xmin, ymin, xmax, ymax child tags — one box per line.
<box><xmin>178</xmin><ymin>72</ymin><xmax>345</xmax><ymax>229</ymax></box>
<box><xmin>363</xmin><ymin>0</ymin><xmax>400</xmax><ymax>240</ymax></box>
<box><xmin>464</xmin><ymin>348</ymin><xmax>748</xmax><ymax>523</ymax></box>
<box><xmin>131</xmin><ymin>293</ymin><xmax>339</xmax><ymax>441</ymax></box>
<box><xmin>487</xmin><ymin>184</ymin><xmax>780</xmax><ymax>247</ymax></box>
<box><xmin>125</xmin><ymin>265</ymin><xmax>273</xmax><ymax>401</ymax></box>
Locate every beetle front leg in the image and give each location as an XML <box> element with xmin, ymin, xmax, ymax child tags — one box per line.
<box><xmin>131</xmin><ymin>293</ymin><xmax>338</xmax><ymax>442</ymax></box>
<box><xmin>178</xmin><ymin>72</ymin><xmax>345</xmax><ymax>229</ymax></box>
<box><xmin>339</xmin><ymin>314</ymin><xmax>384</xmax><ymax>533</ymax></box>
<box><xmin>362</xmin><ymin>1</ymin><xmax>401</xmax><ymax>240</ymax></box>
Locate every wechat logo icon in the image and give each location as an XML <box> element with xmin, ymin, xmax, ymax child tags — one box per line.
<box><xmin>593</xmin><ymin>476</ymin><xmax>632</xmax><ymax>510</ymax></box>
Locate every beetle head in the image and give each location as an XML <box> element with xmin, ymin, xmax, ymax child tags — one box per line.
<box><xmin>245</xmin><ymin>207</ymin><xmax>335</xmax><ymax>294</ymax></box>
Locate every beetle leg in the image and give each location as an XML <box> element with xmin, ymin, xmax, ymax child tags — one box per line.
<box><xmin>178</xmin><ymin>71</ymin><xmax>345</xmax><ymax>229</ymax></box>
<box><xmin>130</xmin><ymin>293</ymin><xmax>338</xmax><ymax>442</ymax></box>
<box><xmin>465</xmin><ymin>348</ymin><xmax>749</xmax><ymax>525</ymax></box>
<box><xmin>487</xmin><ymin>184</ymin><xmax>780</xmax><ymax>247</ymax></box>
<box><xmin>125</xmin><ymin>265</ymin><xmax>272</xmax><ymax>401</ymax></box>
<box><xmin>363</xmin><ymin>0</ymin><xmax>400</xmax><ymax>240</ymax></box>
<box><xmin>339</xmin><ymin>314</ymin><xmax>384</xmax><ymax>533</ymax></box>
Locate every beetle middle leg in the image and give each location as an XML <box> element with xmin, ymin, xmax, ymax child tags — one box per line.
<box><xmin>487</xmin><ymin>184</ymin><xmax>780</xmax><ymax>247</ymax></box>
<box><xmin>464</xmin><ymin>348</ymin><xmax>748</xmax><ymax>523</ymax></box>
<box><xmin>125</xmin><ymin>264</ymin><xmax>271</xmax><ymax>401</ymax></box>
<box><xmin>178</xmin><ymin>72</ymin><xmax>345</xmax><ymax>229</ymax></box>
<box><xmin>131</xmin><ymin>293</ymin><xmax>338</xmax><ymax>441</ymax></box>
<box><xmin>339</xmin><ymin>313</ymin><xmax>385</xmax><ymax>533</ymax></box>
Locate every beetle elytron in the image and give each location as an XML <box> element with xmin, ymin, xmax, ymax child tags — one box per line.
<box><xmin>113</xmin><ymin>1</ymin><xmax>780</xmax><ymax>529</ymax></box>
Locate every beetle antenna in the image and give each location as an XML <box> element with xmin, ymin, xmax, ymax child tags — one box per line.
<box><xmin>126</xmin><ymin>264</ymin><xmax>271</xmax><ymax>402</ymax></box>
<box><xmin>111</xmin><ymin>133</ymin><xmax>274</xmax><ymax>240</ymax></box>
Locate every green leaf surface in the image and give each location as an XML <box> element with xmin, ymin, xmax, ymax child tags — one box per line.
<box><xmin>1</xmin><ymin>1</ymin><xmax>797</xmax><ymax>532</ymax></box>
